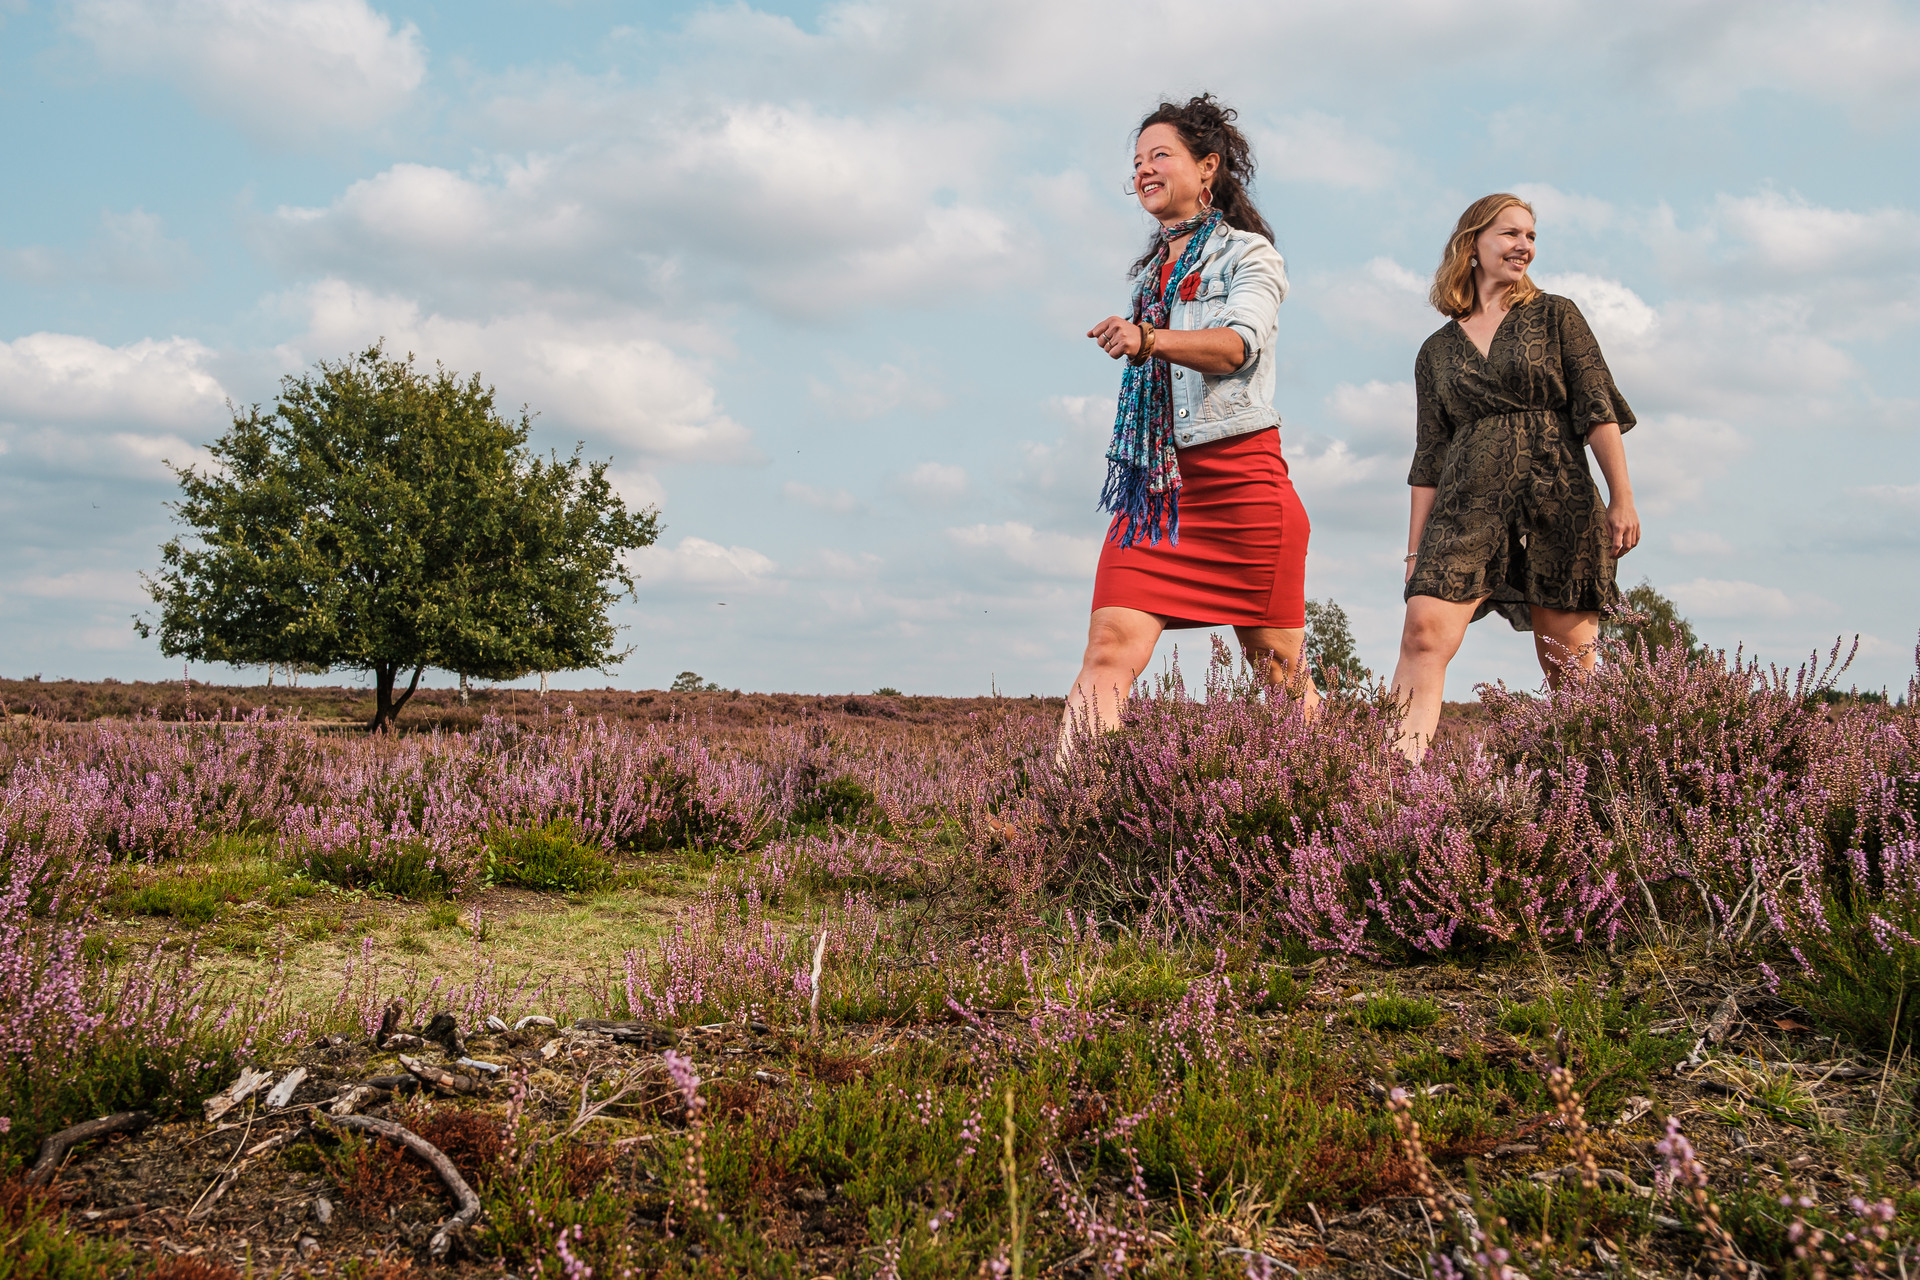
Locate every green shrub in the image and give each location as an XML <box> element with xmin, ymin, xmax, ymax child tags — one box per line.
<box><xmin>790</xmin><ymin>774</ymin><xmax>876</xmax><ymax>828</ymax></box>
<box><xmin>0</xmin><ymin>1183</ymin><xmax>129</xmax><ymax>1280</ymax></box>
<box><xmin>1498</xmin><ymin>999</ymin><xmax>1558</xmax><ymax>1038</ymax></box>
<box><xmin>1783</xmin><ymin>898</ymin><xmax>1920</xmax><ymax>1057</ymax></box>
<box><xmin>1352</xmin><ymin>993</ymin><xmax>1442</xmax><ymax>1034</ymax></box>
<box><xmin>485</xmin><ymin>819</ymin><xmax>613</xmax><ymax>892</ymax></box>
<box><xmin>299</xmin><ymin>838</ymin><xmax>455</xmax><ymax>900</ymax></box>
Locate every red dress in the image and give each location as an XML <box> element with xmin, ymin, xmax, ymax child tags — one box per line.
<box><xmin>1089</xmin><ymin>264</ymin><xmax>1311</xmax><ymax>630</ymax></box>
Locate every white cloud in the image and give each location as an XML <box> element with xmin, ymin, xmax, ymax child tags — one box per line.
<box><xmin>897</xmin><ymin>461</ymin><xmax>969</xmax><ymax>501</ymax></box>
<box><xmin>271</xmin><ymin>104</ymin><xmax>1021</xmax><ymax>315</ymax></box>
<box><xmin>3</xmin><ymin>208</ymin><xmax>196</xmax><ymax>290</ymax></box>
<box><xmin>1512</xmin><ymin>184</ymin><xmax>1617</xmax><ymax>235</ymax></box>
<box><xmin>1322</xmin><ymin>380</ymin><xmax>1414</xmax><ymax>457</ymax></box>
<box><xmin>1670</xmin><ymin>530</ymin><xmax>1734</xmax><ymax>556</ymax></box>
<box><xmin>14</xmin><ymin>567</ymin><xmax>146</xmax><ymax>602</ymax></box>
<box><xmin>947</xmin><ymin>521</ymin><xmax>1098</xmax><ymax>579</ymax></box>
<box><xmin>0</xmin><ymin>332</ymin><xmax>227</xmax><ymax>430</ymax></box>
<box><xmin>1619</xmin><ymin>413</ymin><xmax>1747</xmax><ymax>514</ymax></box>
<box><xmin>292</xmin><ymin>280</ymin><xmax>755</xmax><ymax>463</ymax></box>
<box><xmin>809</xmin><ymin>360</ymin><xmax>948</xmax><ymax>420</ymax></box>
<box><xmin>605</xmin><ymin>467</ymin><xmax>667</xmax><ymax>513</ymax></box>
<box><xmin>631</xmin><ymin>536</ymin><xmax>777</xmax><ymax>588</ymax></box>
<box><xmin>1714</xmin><ymin>191</ymin><xmax>1920</xmax><ymax>278</ymax></box>
<box><xmin>1532</xmin><ymin>273</ymin><xmax>1659</xmax><ymax>347</ymax></box>
<box><xmin>1670</xmin><ymin>577</ymin><xmax>1824</xmax><ymax>620</ymax></box>
<box><xmin>1316</xmin><ymin>257</ymin><xmax>1436</xmax><ymax>343</ymax></box>
<box><xmin>1853</xmin><ymin>483</ymin><xmax>1920</xmax><ymax>512</ymax></box>
<box><xmin>68</xmin><ymin>0</ymin><xmax>425</xmax><ymax>144</ymax></box>
<box><xmin>1623</xmin><ymin>0</ymin><xmax>1920</xmax><ymax>117</ymax></box>
<box><xmin>783</xmin><ymin>481</ymin><xmax>861</xmax><ymax>514</ymax></box>
<box><xmin>1256</xmin><ymin>112</ymin><xmax>1401</xmax><ymax>190</ymax></box>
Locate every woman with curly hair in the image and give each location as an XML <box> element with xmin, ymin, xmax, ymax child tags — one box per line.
<box><xmin>1067</xmin><ymin>93</ymin><xmax>1315</xmax><ymax>745</ymax></box>
<box><xmin>1389</xmin><ymin>193</ymin><xmax>1641</xmax><ymax>760</ymax></box>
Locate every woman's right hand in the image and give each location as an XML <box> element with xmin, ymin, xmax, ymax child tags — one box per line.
<box><xmin>1087</xmin><ymin>316</ymin><xmax>1143</xmax><ymax>361</ymax></box>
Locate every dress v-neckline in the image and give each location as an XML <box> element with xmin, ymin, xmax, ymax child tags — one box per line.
<box><xmin>1455</xmin><ymin>306</ymin><xmax>1514</xmax><ymax>363</ymax></box>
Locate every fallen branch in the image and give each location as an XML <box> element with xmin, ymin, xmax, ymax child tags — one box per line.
<box><xmin>809</xmin><ymin>930</ymin><xmax>829</xmax><ymax>1039</ymax></box>
<box><xmin>265</xmin><ymin>1067</ymin><xmax>309</xmax><ymax>1110</ymax></box>
<box><xmin>24</xmin><ymin>1112</ymin><xmax>152</xmax><ymax>1187</ymax></box>
<box><xmin>399</xmin><ymin>1053</ymin><xmax>480</xmax><ymax>1095</ymax></box>
<box><xmin>204</xmin><ymin>1067</ymin><xmax>275</xmax><ymax>1123</ymax></box>
<box><xmin>326</xmin><ymin>1115</ymin><xmax>481</xmax><ymax>1259</ymax></box>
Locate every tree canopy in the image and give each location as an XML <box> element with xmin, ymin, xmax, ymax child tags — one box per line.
<box><xmin>1303</xmin><ymin>598</ymin><xmax>1373</xmax><ymax>687</ymax></box>
<box><xmin>1602</xmin><ymin>579</ymin><xmax>1703</xmax><ymax>660</ymax></box>
<box><xmin>138</xmin><ymin>345</ymin><xmax>660</xmax><ymax>730</ymax></box>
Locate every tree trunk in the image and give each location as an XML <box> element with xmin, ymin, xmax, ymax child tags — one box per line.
<box><xmin>372</xmin><ymin>665</ymin><xmax>397</xmax><ymax>732</ymax></box>
<box><xmin>370</xmin><ymin>665</ymin><xmax>426</xmax><ymax>732</ymax></box>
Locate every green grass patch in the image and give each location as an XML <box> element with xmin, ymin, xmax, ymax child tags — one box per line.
<box><xmin>298</xmin><ymin>837</ymin><xmax>455</xmax><ymax>900</ymax></box>
<box><xmin>104</xmin><ymin>852</ymin><xmax>318</xmax><ymax>925</ymax></box>
<box><xmin>1352</xmin><ymin>992</ymin><xmax>1442</xmax><ymax>1033</ymax></box>
<box><xmin>485</xmin><ymin>819</ymin><xmax>615</xmax><ymax>892</ymax></box>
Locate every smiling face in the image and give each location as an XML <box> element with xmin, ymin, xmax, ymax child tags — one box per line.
<box><xmin>1472</xmin><ymin>205</ymin><xmax>1537</xmax><ymax>287</ymax></box>
<box><xmin>1132</xmin><ymin>123</ymin><xmax>1219</xmax><ymax>226</ymax></box>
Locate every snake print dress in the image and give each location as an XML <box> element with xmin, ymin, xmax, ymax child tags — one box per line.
<box><xmin>1404</xmin><ymin>294</ymin><xmax>1635</xmax><ymax>632</ymax></box>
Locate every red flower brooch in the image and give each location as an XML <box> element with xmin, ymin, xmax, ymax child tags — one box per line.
<box><xmin>1179</xmin><ymin>273</ymin><xmax>1201</xmax><ymax>302</ymax></box>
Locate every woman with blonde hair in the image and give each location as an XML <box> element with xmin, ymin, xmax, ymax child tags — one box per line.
<box><xmin>1389</xmin><ymin>194</ymin><xmax>1640</xmax><ymax>760</ymax></box>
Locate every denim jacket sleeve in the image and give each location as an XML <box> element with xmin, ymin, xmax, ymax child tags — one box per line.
<box><xmin>1215</xmin><ymin>235</ymin><xmax>1287</xmax><ymax>365</ymax></box>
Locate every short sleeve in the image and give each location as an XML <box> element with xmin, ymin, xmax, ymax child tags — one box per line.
<box><xmin>1407</xmin><ymin>341</ymin><xmax>1453</xmax><ymax>487</ymax></box>
<box><xmin>1555</xmin><ymin>297</ymin><xmax>1636</xmax><ymax>436</ymax></box>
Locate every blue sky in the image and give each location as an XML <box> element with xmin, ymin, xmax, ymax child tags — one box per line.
<box><xmin>1</xmin><ymin>0</ymin><xmax>1915</xmax><ymax>697</ymax></box>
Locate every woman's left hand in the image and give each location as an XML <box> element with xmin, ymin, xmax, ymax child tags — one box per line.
<box><xmin>1087</xmin><ymin>316</ymin><xmax>1143</xmax><ymax>360</ymax></box>
<box><xmin>1607</xmin><ymin>496</ymin><xmax>1641</xmax><ymax>558</ymax></box>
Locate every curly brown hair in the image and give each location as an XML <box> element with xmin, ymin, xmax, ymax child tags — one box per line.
<box><xmin>1131</xmin><ymin>93</ymin><xmax>1274</xmax><ymax>273</ymax></box>
<box><xmin>1430</xmin><ymin>193</ymin><xmax>1542</xmax><ymax>318</ymax></box>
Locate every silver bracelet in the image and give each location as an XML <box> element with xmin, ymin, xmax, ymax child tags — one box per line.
<box><xmin>1403</xmin><ymin>553</ymin><xmax>1419</xmax><ymax>561</ymax></box>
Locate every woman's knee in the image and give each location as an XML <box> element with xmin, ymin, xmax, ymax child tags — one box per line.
<box><xmin>1081</xmin><ymin>614</ymin><xmax>1155</xmax><ymax>673</ymax></box>
<box><xmin>1400</xmin><ymin>608</ymin><xmax>1465</xmax><ymax>661</ymax></box>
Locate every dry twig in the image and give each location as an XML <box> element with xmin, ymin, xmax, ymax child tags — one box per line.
<box><xmin>326</xmin><ymin>1114</ymin><xmax>482</xmax><ymax>1259</ymax></box>
<box><xmin>24</xmin><ymin>1111</ymin><xmax>151</xmax><ymax>1187</ymax></box>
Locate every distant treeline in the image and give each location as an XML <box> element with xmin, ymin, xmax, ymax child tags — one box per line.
<box><xmin>0</xmin><ymin>676</ymin><xmax>1045</xmax><ymax>732</ymax></box>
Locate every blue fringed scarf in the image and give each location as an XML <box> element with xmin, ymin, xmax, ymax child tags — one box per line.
<box><xmin>1099</xmin><ymin>209</ymin><xmax>1223</xmax><ymax>548</ymax></box>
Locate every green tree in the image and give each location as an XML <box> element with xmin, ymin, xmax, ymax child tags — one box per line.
<box><xmin>1602</xmin><ymin>579</ymin><xmax>1702</xmax><ymax>659</ymax></box>
<box><xmin>137</xmin><ymin>345</ymin><xmax>660</xmax><ymax>730</ymax></box>
<box><xmin>1302</xmin><ymin>598</ymin><xmax>1373</xmax><ymax>686</ymax></box>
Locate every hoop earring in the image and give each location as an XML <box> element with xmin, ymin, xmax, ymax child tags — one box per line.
<box><xmin>1199</xmin><ymin>186</ymin><xmax>1214</xmax><ymax>210</ymax></box>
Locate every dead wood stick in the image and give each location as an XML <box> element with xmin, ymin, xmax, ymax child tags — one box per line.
<box><xmin>188</xmin><ymin>1124</ymin><xmax>310</xmax><ymax>1221</ymax></box>
<box><xmin>326</xmin><ymin>1114</ymin><xmax>481</xmax><ymax>1259</ymax></box>
<box><xmin>399</xmin><ymin>1053</ymin><xmax>478</xmax><ymax>1095</ymax></box>
<box><xmin>24</xmin><ymin>1112</ymin><xmax>151</xmax><ymax>1187</ymax></box>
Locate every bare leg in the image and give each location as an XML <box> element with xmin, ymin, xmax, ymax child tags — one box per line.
<box><xmin>1388</xmin><ymin>595</ymin><xmax>1485</xmax><ymax>761</ymax></box>
<box><xmin>1234</xmin><ymin>625</ymin><xmax>1322</xmax><ymax>721</ymax></box>
<box><xmin>1060</xmin><ymin>607</ymin><xmax>1165</xmax><ymax>759</ymax></box>
<box><xmin>1531</xmin><ymin>607</ymin><xmax>1600</xmax><ymax>687</ymax></box>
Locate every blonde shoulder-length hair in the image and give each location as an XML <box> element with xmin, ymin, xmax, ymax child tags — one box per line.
<box><xmin>1429</xmin><ymin>193</ymin><xmax>1542</xmax><ymax>319</ymax></box>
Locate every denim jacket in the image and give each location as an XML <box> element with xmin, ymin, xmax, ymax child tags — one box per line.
<box><xmin>1129</xmin><ymin>222</ymin><xmax>1288</xmax><ymax>448</ymax></box>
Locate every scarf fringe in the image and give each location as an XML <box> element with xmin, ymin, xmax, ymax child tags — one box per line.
<box><xmin>1100</xmin><ymin>455</ymin><xmax>1180</xmax><ymax>548</ymax></box>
